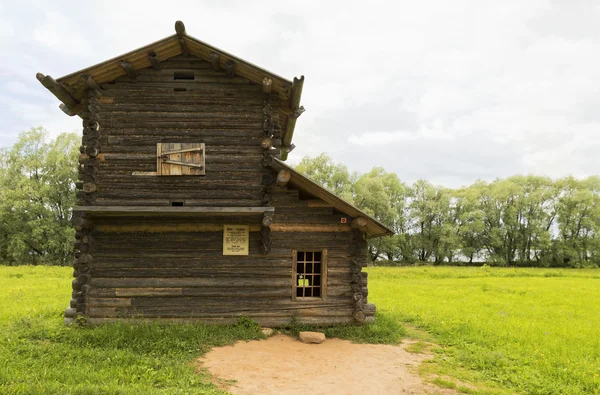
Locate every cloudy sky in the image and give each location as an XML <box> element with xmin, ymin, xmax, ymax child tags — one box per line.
<box><xmin>1</xmin><ymin>0</ymin><xmax>599</xmax><ymax>187</ymax></box>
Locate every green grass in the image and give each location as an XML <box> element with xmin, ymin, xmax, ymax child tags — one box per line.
<box><xmin>368</xmin><ymin>266</ymin><xmax>600</xmax><ymax>395</ymax></box>
<box><xmin>0</xmin><ymin>266</ymin><xmax>400</xmax><ymax>394</ymax></box>
<box><xmin>2</xmin><ymin>266</ymin><xmax>598</xmax><ymax>394</ymax></box>
<box><xmin>0</xmin><ymin>266</ymin><xmax>263</xmax><ymax>394</ymax></box>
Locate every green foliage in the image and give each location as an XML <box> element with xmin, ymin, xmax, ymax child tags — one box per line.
<box><xmin>0</xmin><ymin>128</ymin><xmax>79</xmax><ymax>266</ymax></box>
<box><xmin>295</xmin><ymin>154</ymin><xmax>600</xmax><ymax>267</ymax></box>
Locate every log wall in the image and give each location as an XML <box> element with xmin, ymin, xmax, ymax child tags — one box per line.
<box><xmin>83</xmin><ymin>186</ymin><xmax>373</xmax><ymax>326</ymax></box>
<box><xmin>88</xmin><ymin>54</ymin><xmax>280</xmax><ymax>207</ymax></box>
<box><xmin>68</xmin><ymin>54</ymin><xmax>375</xmax><ymax>326</ymax></box>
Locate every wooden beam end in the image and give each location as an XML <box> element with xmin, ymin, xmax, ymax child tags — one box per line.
<box><xmin>175</xmin><ymin>20</ymin><xmax>186</xmax><ymax>36</ymax></box>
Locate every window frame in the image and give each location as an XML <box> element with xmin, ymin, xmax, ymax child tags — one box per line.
<box><xmin>291</xmin><ymin>249</ymin><xmax>327</xmax><ymax>302</ymax></box>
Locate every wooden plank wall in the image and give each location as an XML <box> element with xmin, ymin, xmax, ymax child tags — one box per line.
<box><xmin>86</xmin><ymin>187</ymin><xmax>369</xmax><ymax>326</ymax></box>
<box><xmin>93</xmin><ymin>54</ymin><xmax>278</xmax><ymax>207</ymax></box>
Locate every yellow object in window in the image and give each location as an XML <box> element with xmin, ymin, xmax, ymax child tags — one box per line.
<box><xmin>297</xmin><ymin>275</ymin><xmax>310</xmax><ymax>287</ymax></box>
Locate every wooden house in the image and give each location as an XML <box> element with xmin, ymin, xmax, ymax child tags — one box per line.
<box><xmin>37</xmin><ymin>21</ymin><xmax>393</xmax><ymax>326</ymax></box>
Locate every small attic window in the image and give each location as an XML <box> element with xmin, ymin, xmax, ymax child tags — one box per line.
<box><xmin>174</xmin><ymin>71</ymin><xmax>195</xmax><ymax>80</ymax></box>
<box><xmin>173</xmin><ymin>87</ymin><xmax>187</xmax><ymax>92</ymax></box>
<box><xmin>171</xmin><ymin>201</ymin><xmax>184</xmax><ymax>207</ymax></box>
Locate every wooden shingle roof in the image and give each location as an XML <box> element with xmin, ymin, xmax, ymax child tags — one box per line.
<box><xmin>271</xmin><ymin>159</ymin><xmax>395</xmax><ymax>239</ymax></box>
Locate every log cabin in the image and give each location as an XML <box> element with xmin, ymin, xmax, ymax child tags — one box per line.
<box><xmin>37</xmin><ymin>21</ymin><xmax>394</xmax><ymax>326</ymax></box>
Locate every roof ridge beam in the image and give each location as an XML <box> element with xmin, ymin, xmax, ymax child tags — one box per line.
<box><xmin>175</xmin><ymin>20</ymin><xmax>189</xmax><ymax>56</ymax></box>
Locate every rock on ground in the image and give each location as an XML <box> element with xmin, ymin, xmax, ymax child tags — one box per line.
<box><xmin>299</xmin><ymin>331</ymin><xmax>326</xmax><ymax>344</ymax></box>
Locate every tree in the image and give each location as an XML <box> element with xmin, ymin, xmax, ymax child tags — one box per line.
<box><xmin>0</xmin><ymin>128</ymin><xmax>79</xmax><ymax>265</ymax></box>
<box><xmin>353</xmin><ymin>168</ymin><xmax>410</xmax><ymax>262</ymax></box>
<box><xmin>295</xmin><ymin>153</ymin><xmax>356</xmax><ymax>201</ymax></box>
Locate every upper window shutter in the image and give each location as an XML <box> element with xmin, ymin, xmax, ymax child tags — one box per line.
<box><xmin>157</xmin><ymin>143</ymin><xmax>205</xmax><ymax>176</ymax></box>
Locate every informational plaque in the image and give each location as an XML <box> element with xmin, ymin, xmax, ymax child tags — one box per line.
<box><xmin>223</xmin><ymin>225</ymin><xmax>249</xmax><ymax>255</ymax></box>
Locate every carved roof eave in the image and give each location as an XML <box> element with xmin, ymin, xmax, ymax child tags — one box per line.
<box><xmin>271</xmin><ymin>159</ymin><xmax>395</xmax><ymax>239</ymax></box>
<box><xmin>36</xmin><ymin>21</ymin><xmax>303</xmax><ymax>161</ymax></box>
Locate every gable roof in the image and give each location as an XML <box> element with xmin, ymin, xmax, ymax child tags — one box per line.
<box><xmin>36</xmin><ymin>20</ymin><xmax>303</xmax><ymax>160</ymax></box>
<box><xmin>271</xmin><ymin>159</ymin><xmax>394</xmax><ymax>239</ymax></box>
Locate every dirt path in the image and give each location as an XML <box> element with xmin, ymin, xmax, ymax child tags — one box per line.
<box><xmin>198</xmin><ymin>334</ymin><xmax>458</xmax><ymax>395</ymax></box>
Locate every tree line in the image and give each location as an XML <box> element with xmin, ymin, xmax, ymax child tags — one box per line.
<box><xmin>0</xmin><ymin>128</ymin><xmax>78</xmax><ymax>265</ymax></box>
<box><xmin>296</xmin><ymin>154</ymin><xmax>600</xmax><ymax>267</ymax></box>
<box><xmin>1</xmin><ymin>129</ymin><xmax>598</xmax><ymax>267</ymax></box>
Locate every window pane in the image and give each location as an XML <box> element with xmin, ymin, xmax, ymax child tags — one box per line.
<box><xmin>306</xmin><ymin>262</ymin><xmax>313</xmax><ymax>274</ymax></box>
<box><xmin>313</xmin><ymin>274</ymin><xmax>321</xmax><ymax>287</ymax></box>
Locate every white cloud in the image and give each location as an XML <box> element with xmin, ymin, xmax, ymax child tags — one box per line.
<box><xmin>0</xmin><ymin>0</ymin><xmax>599</xmax><ymax>187</ymax></box>
<box><xmin>32</xmin><ymin>11</ymin><xmax>91</xmax><ymax>58</ymax></box>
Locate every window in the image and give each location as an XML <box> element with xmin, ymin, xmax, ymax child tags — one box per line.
<box><xmin>292</xmin><ymin>250</ymin><xmax>327</xmax><ymax>300</ymax></box>
<box><xmin>157</xmin><ymin>143</ymin><xmax>205</xmax><ymax>176</ymax></box>
<box><xmin>173</xmin><ymin>71</ymin><xmax>195</xmax><ymax>80</ymax></box>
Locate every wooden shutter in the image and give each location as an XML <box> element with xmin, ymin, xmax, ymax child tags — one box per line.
<box><xmin>157</xmin><ymin>143</ymin><xmax>205</xmax><ymax>175</ymax></box>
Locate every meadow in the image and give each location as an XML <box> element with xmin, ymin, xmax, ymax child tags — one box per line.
<box><xmin>1</xmin><ymin>266</ymin><xmax>598</xmax><ymax>394</ymax></box>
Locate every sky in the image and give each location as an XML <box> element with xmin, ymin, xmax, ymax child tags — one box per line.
<box><xmin>1</xmin><ymin>0</ymin><xmax>599</xmax><ymax>187</ymax></box>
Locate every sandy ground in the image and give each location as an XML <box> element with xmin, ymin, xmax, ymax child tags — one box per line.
<box><xmin>198</xmin><ymin>334</ymin><xmax>458</xmax><ymax>395</ymax></box>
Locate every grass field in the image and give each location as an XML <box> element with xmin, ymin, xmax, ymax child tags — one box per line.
<box><xmin>368</xmin><ymin>267</ymin><xmax>600</xmax><ymax>394</ymax></box>
<box><xmin>1</xmin><ymin>266</ymin><xmax>598</xmax><ymax>394</ymax></box>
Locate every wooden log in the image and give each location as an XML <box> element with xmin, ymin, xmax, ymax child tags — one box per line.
<box><xmin>72</xmin><ymin>278</ymin><xmax>82</xmax><ymax>291</ymax></box>
<box><xmin>59</xmin><ymin>103</ymin><xmax>78</xmax><ymax>116</ymax></box>
<box><xmin>85</xmin><ymin>146</ymin><xmax>99</xmax><ymax>157</ymax></box>
<box><xmin>351</xmin><ymin>217</ymin><xmax>368</xmax><ymax>229</ymax></box>
<box><xmin>36</xmin><ymin>73</ymin><xmax>79</xmax><ymax>109</ymax></box>
<box><xmin>289</xmin><ymin>75</ymin><xmax>304</xmax><ymax>110</ymax></box>
<box><xmin>65</xmin><ymin>308</ymin><xmax>77</xmax><ymax>318</ymax></box>
<box><xmin>83</xmin><ymin>183</ymin><xmax>97</xmax><ymax>193</ymax></box>
<box><xmin>261</xmin><ymin>137</ymin><xmax>272</xmax><ymax>150</ymax></box>
<box><xmin>353</xmin><ymin>310</ymin><xmax>366</xmax><ymax>322</ymax></box>
<box><xmin>82</xmin><ymin>74</ymin><xmax>102</xmax><ymax>92</ymax></box>
<box><xmin>179</xmin><ymin>37</ymin><xmax>189</xmax><ymax>56</ymax></box>
<box><xmin>119</xmin><ymin>60</ymin><xmax>137</xmax><ymax>81</ymax></box>
<box><xmin>353</xmin><ymin>292</ymin><xmax>363</xmax><ymax>302</ymax></box>
<box><xmin>83</xmin><ymin>165</ymin><xmax>98</xmax><ymax>175</ymax></box>
<box><xmin>148</xmin><ymin>51</ymin><xmax>161</xmax><ymax>70</ymax></box>
<box><xmin>72</xmin><ymin>217</ymin><xmax>93</xmax><ymax>230</ymax></box>
<box><xmin>262</xmin><ymin>173</ymin><xmax>275</xmax><ymax>186</ymax></box>
<box><xmin>262</xmin><ymin>77</ymin><xmax>272</xmax><ymax>94</ymax></box>
<box><xmin>70</xmin><ymin>299</ymin><xmax>78</xmax><ymax>308</ymax></box>
<box><xmin>364</xmin><ymin>303</ymin><xmax>376</xmax><ymax>316</ymax></box>
<box><xmin>280</xmin><ymin>75</ymin><xmax>305</xmax><ymax>160</ymax></box>
<box><xmin>88</xmin><ymin>90</ymin><xmax>102</xmax><ymax>100</ymax></box>
<box><xmin>276</xmin><ymin>169</ymin><xmax>291</xmax><ymax>187</ymax></box>
<box><xmin>224</xmin><ymin>60</ymin><xmax>236</xmax><ymax>78</ymax></box>
<box><xmin>262</xmin><ymin>214</ymin><xmax>273</xmax><ymax>228</ymax></box>
<box><xmin>210</xmin><ymin>52</ymin><xmax>220</xmax><ymax>70</ymax></box>
<box><xmin>174</xmin><ymin>20</ymin><xmax>186</xmax><ymax>36</ymax></box>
